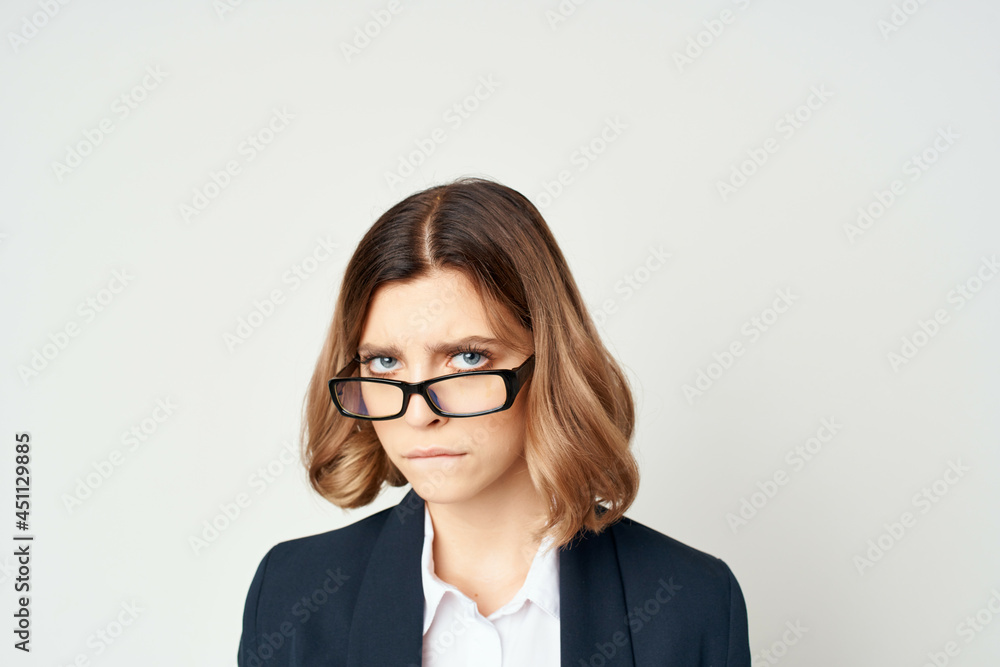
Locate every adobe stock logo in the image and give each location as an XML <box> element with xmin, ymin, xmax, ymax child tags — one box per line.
<box><xmin>53</xmin><ymin>600</ymin><xmax>144</xmax><ymax>665</ymax></box>
<box><xmin>62</xmin><ymin>397</ymin><xmax>178</xmax><ymax>514</ymax></box>
<box><xmin>339</xmin><ymin>0</ymin><xmax>405</xmax><ymax>63</ymax></box>
<box><xmin>189</xmin><ymin>439</ymin><xmax>301</xmax><ymax>556</ymax></box>
<box><xmin>753</xmin><ymin>620</ymin><xmax>808</xmax><ymax>666</ymax></box>
<box><xmin>544</xmin><ymin>0</ymin><xmax>589</xmax><ymax>30</ymax></box>
<box><xmin>8</xmin><ymin>0</ymin><xmax>73</xmax><ymax>53</ymax></box>
<box><xmin>919</xmin><ymin>588</ymin><xmax>1000</xmax><ymax>667</ymax></box>
<box><xmin>843</xmin><ymin>126</ymin><xmax>959</xmax><ymax>244</ymax></box>
<box><xmin>683</xmin><ymin>288</ymin><xmax>798</xmax><ymax>404</ymax></box>
<box><xmin>223</xmin><ymin>235</ymin><xmax>339</xmax><ymax>352</ymax></box>
<box><xmin>853</xmin><ymin>459</ymin><xmax>969</xmax><ymax>575</ymax></box>
<box><xmin>534</xmin><ymin>116</ymin><xmax>628</xmax><ymax>209</ymax></box>
<box><xmin>726</xmin><ymin>418</ymin><xmax>843</xmax><ymax>534</ymax></box>
<box><xmin>591</xmin><ymin>245</ymin><xmax>671</xmax><ymax>328</ymax></box>
<box><xmin>18</xmin><ymin>269</ymin><xmax>135</xmax><ymax>386</ymax></box>
<box><xmin>887</xmin><ymin>254</ymin><xmax>997</xmax><ymax>372</ymax></box>
<box><xmin>51</xmin><ymin>66</ymin><xmax>168</xmax><ymax>182</ymax></box>
<box><xmin>877</xmin><ymin>0</ymin><xmax>934</xmax><ymax>40</ymax></box>
<box><xmin>715</xmin><ymin>86</ymin><xmax>833</xmax><ymax>202</ymax></box>
<box><xmin>672</xmin><ymin>0</ymin><xmax>757</xmax><ymax>73</ymax></box>
<box><xmin>384</xmin><ymin>75</ymin><xmax>501</xmax><ymax>189</ymax></box>
<box><xmin>179</xmin><ymin>107</ymin><xmax>295</xmax><ymax>223</ymax></box>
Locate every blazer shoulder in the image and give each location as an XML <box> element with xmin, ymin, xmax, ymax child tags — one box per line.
<box><xmin>611</xmin><ymin>516</ymin><xmax>736</xmax><ymax>598</ymax></box>
<box><xmin>611</xmin><ymin>516</ymin><xmax>720</xmax><ymax>569</ymax></box>
<box><xmin>242</xmin><ymin>504</ymin><xmax>397</xmax><ymax>630</ymax></box>
<box><xmin>265</xmin><ymin>503</ymin><xmax>393</xmax><ymax>573</ymax></box>
<box><xmin>608</xmin><ymin>514</ymin><xmax>751</xmax><ymax>666</ymax></box>
<box><xmin>238</xmin><ymin>503</ymin><xmax>404</xmax><ymax>665</ymax></box>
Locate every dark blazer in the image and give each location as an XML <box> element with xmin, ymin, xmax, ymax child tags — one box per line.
<box><xmin>238</xmin><ymin>488</ymin><xmax>750</xmax><ymax>666</ymax></box>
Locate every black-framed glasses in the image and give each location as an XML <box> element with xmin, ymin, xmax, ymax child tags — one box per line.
<box><xmin>328</xmin><ymin>354</ymin><xmax>535</xmax><ymax>420</ymax></box>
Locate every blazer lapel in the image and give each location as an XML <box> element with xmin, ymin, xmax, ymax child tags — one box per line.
<box><xmin>346</xmin><ymin>488</ymin><xmax>426</xmax><ymax>667</ymax></box>
<box><xmin>346</xmin><ymin>488</ymin><xmax>635</xmax><ymax>667</ymax></box>
<box><xmin>560</xmin><ymin>519</ymin><xmax>635</xmax><ymax>667</ymax></box>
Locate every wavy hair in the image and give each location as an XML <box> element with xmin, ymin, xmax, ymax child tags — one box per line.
<box><xmin>301</xmin><ymin>176</ymin><xmax>639</xmax><ymax>548</ymax></box>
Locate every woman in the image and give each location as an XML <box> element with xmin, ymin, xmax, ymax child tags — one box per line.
<box><xmin>237</xmin><ymin>176</ymin><xmax>751</xmax><ymax>666</ymax></box>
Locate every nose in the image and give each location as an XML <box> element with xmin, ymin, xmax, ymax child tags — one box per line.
<box><xmin>402</xmin><ymin>389</ymin><xmax>444</xmax><ymax>427</ymax></box>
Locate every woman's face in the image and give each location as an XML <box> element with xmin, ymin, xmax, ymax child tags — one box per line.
<box><xmin>358</xmin><ymin>268</ymin><xmax>534</xmax><ymax>505</ymax></box>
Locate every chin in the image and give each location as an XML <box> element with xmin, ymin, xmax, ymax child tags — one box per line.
<box><xmin>395</xmin><ymin>458</ymin><xmax>463</xmax><ymax>499</ymax></box>
<box><xmin>408</xmin><ymin>481</ymin><xmax>473</xmax><ymax>504</ymax></box>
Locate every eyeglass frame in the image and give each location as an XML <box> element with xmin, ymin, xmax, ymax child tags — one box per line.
<box><xmin>327</xmin><ymin>354</ymin><xmax>536</xmax><ymax>420</ymax></box>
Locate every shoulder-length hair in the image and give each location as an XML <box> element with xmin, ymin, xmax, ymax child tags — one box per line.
<box><xmin>301</xmin><ymin>176</ymin><xmax>639</xmax><ymax>548</ymax></box>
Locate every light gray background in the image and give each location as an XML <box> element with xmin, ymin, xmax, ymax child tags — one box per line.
<box><xmin>1</xmin><ymin>0</ymin><xmax>999</xmax><ymax>665</ymax></box>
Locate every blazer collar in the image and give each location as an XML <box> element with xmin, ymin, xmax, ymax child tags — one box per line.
<box><xmin>346</xmin><ymin>488</ymin><xmax>635</xmax><ymax>667</ymax></box>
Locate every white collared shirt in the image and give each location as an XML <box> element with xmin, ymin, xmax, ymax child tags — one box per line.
<box><xmin>420</xmin><ymin>504</ymin><xmax>560</xmax><ymax>666</ymax></box>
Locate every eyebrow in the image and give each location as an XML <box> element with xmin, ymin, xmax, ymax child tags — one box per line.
<box><xmin>357</xmin><ymin>336</ymin><xmax>505</xmax><ymax>359</ymax></box>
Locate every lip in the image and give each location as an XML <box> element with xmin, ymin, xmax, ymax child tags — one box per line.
<box><xmin>404</xmin><ymin>448</ymin><xmax>466</xmax><ymax>459</ymax></box>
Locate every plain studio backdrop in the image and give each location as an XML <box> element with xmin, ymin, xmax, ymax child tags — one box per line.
<box><xmin>1</xmin><ymin>0</ymin><xmax>999</xmax><ymax>664</ymax></box>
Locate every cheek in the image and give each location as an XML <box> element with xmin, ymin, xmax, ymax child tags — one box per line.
<box><xmin>370</xmin><ymin>422</ymin><xmax>401</xmax><ymax>457</ymax></box>
<box><xmin>475</xmin><ymin>413</ymin><xmax>525</xmax><ymax>457</ymax></box>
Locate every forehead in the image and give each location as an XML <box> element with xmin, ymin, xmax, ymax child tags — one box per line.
<box><xmin>359</xmin><ymin>269</ymin><xmax>493</xmax><ymax>348</ymax></box>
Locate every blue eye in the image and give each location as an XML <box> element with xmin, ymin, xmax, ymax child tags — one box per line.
<box><xmin>458</xmin><ymin>352</ymin><xmax>482</xmax><ymax>366</ymax></box>
<box><xmin>452</xmin><ymin>348</ymin><xmax>492</xmax><ymax>371</ymax></box>
<box><xmin>368</xmin><ymin>356</ymin><xmax>398</xmax><ymax>373</ymax></box>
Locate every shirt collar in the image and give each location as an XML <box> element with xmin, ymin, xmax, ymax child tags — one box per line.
<box><xmin>420</xmin><ymin>503</ymin><xmax>560</xmax><ymax>635</ymax></box>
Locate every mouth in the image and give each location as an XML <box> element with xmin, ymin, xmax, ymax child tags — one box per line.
<box><xmin>404</xmin><ymin>448</ymin><xmax>466</xmax><ymax>459</ymax></box>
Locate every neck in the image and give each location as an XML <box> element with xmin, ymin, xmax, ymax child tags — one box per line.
<box><xmin>425</xmin><ymin>459</ymin><xmax>551</xmax><ymax>588</ymax></box>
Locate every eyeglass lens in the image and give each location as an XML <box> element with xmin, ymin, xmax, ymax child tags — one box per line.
<box><xmin>334</xmin><ymin>373</ymin><xmax>508</xmax><ymax>418</ymax></box>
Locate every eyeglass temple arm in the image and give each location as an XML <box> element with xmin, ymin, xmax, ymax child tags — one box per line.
<box><xmin>514</xmin><ymin>355</ymin><xmax>535</xmax><ymax>387</ymax></box>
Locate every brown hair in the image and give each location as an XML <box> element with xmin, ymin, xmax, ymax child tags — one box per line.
<box><xmin>301</xmin><ymin>176</ymin><xmax>639</xmax><ymax>548</ymax></box>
